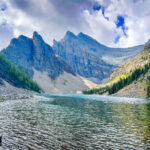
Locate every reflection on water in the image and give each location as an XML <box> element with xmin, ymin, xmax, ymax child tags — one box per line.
<box><xmin>0</xmin><ymin>94</ymin><xmax>150</xmax><ymax>149</ymax></box>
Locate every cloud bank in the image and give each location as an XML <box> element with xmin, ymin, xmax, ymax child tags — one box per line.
<box><xmin>0</xmin><ymin>0</ymin><xmax>150</xmax><ymax>49</ymax></box>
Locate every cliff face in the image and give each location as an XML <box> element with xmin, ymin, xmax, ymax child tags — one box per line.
<box><xmin>2</xmin><ymin>32</ymin><xmax>74</xmax><ymax>80</ymax></box>
<box><xmin>2</xmin><ymin>31</ymin><xmax>147</xmax><ymax>94</ymax></box>
<box><xmin>2</xmin><ymin>32</ymin><xmax>96</xmax><ymax>93</ymax></box>
<box><xmin>53</xmin><ymin>31</ymin><xmax>144</xmax><ymax>83</ymax></box>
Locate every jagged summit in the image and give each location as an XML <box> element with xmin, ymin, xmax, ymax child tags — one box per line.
<box><xmin>78</xmin><ymin>32</ymin><xmax>95</xmax><ymax>41</ymax></box>
<box><xmin>33</xmin><ymin>31</ymin><xmax>44</xmax><ymax>42</ymax></box>
<box><xmin>18</xmin><ymin>35</ymin><xmax>29</xmax><ymax>40</ymax></box>
<box><xmin>1</xmin><ymin>32</ymin><xmax>96</xmax><ymax>94</ymax></box>
<box><xmin>77</xmin><ymin>32</ymin><xmax>85</xmax><ymax>36</ymax></box>
<box><xmin>53</xmin><ymin>31</ymin><xmax>144</xmax><ymax>83</ymax></box>
<box><xmin>63</xmin><ymin>31</ymin><xmax>77</xmax><ymax>41</ymax></box>
<box><xmin>78</xmin><ymin>32</ymin><xmax>106</xmax><ymax>48</ymax></box>
<box><xmin>2</xmin><ymin>32</ymin><xmax>75</xmax><ymax>80</ymax></box>
<box><xmin>66</xmin><ymin>31</ymin><xmax>75</xmax><ymax>36</ymax></box>
<box><xmin>33</xmin><ymin>31</ymin><xmax>39</xmax><ymax>37</ymax></box>
<box><xmin>78</xmin><ymin>32</ymin><xmax>92</xmax><ymax>40</ymax></box>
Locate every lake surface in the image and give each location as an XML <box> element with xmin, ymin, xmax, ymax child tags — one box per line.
<box><xmin>0</xmin><ymin>94</ymin><xmax>150</xmax><ymax>149</ymax></box>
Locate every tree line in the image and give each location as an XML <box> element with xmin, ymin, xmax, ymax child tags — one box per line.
<box><xmin>83</xmin><ymin>62</ymin><xmax>150</xmax><ymax>97</ymax></box>
<box><xmin>0</xmin><ymin>54</ymin><xmax>42</xmax><ymax>93</ymax></box>
<box><xmin>147</xmin><ymin>76</ymin><xmax>150</xmax><ymax>97</ymax></box>
<box><xmin>108</xmin><ymin>63</ymin><xmax>150</xmax><ymax>94</ymax></box>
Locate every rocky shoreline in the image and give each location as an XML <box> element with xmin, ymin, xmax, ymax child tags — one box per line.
<box><xmin>0</xmin><ymin>85</ymin><xmax>34</xmax><ymax>101</ymax></box>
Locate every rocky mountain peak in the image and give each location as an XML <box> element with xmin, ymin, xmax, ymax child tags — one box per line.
<box><xmin>33</xmin><ymin>31</ymin><xmax>41</xmax><ymax>38</ymax></box>
<box><xmin>53</xmin><ymin>31</ymin><xmax>144</xmax><ymax>83</ymax></box>
<box><xmin>78</xmin><ymin>32</ymin><xmax>89</xmax><ymax>39</ymax></box>
<box><xmin>32</xmin><ymin>31</ymin><xmax>54</xmax><ymax>62</ymax></box>
<box><xmin>33</xmin><ymin>31</ymin><xmax>44</xmax><ymax>44</ymax></box>
<box><xmin>32</xmin><ymin>31</ymin><xmax>47</xmax><ymax>48</ymax></box>
<box><xmin>10</xmin><ymin>38</ymin><xmax>19</xmax><ymax>46</ymax></box>
<box><xmin>2</xmin><ymin>32</ymin><xmax>75</xmax><ymax>80</ymax></box>
<box><xmin>53</xmin><ymin>39</ymin><xmax>57</xmax><ymax>45</ymax></box>
<box><xmin>63</xmin><ymin>31</ymin><xmax>77</xmax><ymax>41</ymax></box>
<box><xmin>78</xmin><ymin>32</ymin><xmax>106</xmax><ymax>48</ymax></box>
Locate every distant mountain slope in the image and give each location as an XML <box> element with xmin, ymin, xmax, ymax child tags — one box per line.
<box><xmin>83</xmin><ymin>44</ymin><xmax>150</xmax><ymax>98</ymax></box>
<box><xmin>110</xmin><ymin>44</ymin><xmax>150</xmax><ymax>79</ymax></box>
<box><xmin>53</xmin><ymin>31</ymin><xmax>144</xmax><ymax>83</ymax></box>
<box><xmin>2</xmin><ymin>32</ymin><xmax>96</xmax><ymax>93</ymax></box>
<box><xmin>109</xmin><ymin>44</ymin><xmax>150</xmax><ymax>98</ymax></box>
<box><xmin>0</xmin><ymin>54</ymin><xmax>41</xmax><ymax>93</ymax></box>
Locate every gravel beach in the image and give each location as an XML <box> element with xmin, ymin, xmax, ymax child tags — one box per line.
<box><xmin>0</xmin><ymin>83</ymin><xmax>34</xmax><ymax>101</ymax></box>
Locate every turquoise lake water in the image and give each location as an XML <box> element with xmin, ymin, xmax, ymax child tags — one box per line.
<box><xmin>0</xmin><ymin>94</ymin><xmax>150</xmax><ymax>149</ymax></box>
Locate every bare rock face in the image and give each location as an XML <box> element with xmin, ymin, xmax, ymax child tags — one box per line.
<box><xmin>2</xmin><ymin>32</ymin><xmax>75</xmax><ymax>80</ymax></box>
<box><xmin>2</xmin><ymin>32</ymin><xmax>95</xmax><ymax>94</ymax></box>
<box><xmin>53</xmin><ymin>31</ymin><xmax>144</xmax><ymax>83</ymax></box>
<box><xmin>1</xmin><ymin>31</ymin><xmax>145</xmax><ymax>93</ymax></box>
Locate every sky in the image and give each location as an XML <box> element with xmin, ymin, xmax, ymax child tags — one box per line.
<box><xmin>0</xmin><ymin>0</ymin><xmax>150</xmax><ymax>49</ymax></box>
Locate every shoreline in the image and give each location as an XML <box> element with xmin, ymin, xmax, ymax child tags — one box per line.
<box><xmin>0</xmin><ymin>93</ymin><xmax>148</xmax><ymax>103</ymax></box>
<box><xmin>0</xmin><ymin>95</ymin><xmax>34</xmax><ymax>102</ymax></box>
<box><xmin>0</xmin><ymin>84</ymin><xmax>36</xmax><ymax>102</ymax></box>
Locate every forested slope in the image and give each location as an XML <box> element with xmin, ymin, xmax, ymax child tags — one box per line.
<box><xmin>83</xmin><ymin>44</ymin><xmax>150</xmax><ymax>98</ymax></box>
<box><xmin>0</xmin><ymin>54</ymin><xmax>41</xmax><ymax>93</ymax></box>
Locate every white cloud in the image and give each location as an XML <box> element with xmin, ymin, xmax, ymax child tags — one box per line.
<box><xmin>103</xmin><ymin>0</ymin><xmax>150</xmax><ymax>47</ymax></box>
<box><xmin>83</xmin><ymin>9</ymin><xmax>117</xmax><ymax>47</ymax></box>
<box><xmin>0</xmin><ymin>0</ymin><xmax>150</xmax><ymax>49</ymax></box>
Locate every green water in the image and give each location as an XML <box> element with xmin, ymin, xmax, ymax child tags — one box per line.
<box><xmin>0</xmin><ymin>94</ymin><xmax>150</xmax><ymax>149</ymax></box>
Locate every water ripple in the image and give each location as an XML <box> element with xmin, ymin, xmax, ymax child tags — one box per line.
<box><xmin>0</xmin><ymin>95</ymin><xmax>150</xmax><ymax>149</ymax></box>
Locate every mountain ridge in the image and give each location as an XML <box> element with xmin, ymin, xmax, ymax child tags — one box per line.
<box><xmin>83</xmin><ymin>43</ymin><xmax>150</xmax><ymax>98</ymax></box>
<box><xmin>53</xmin><ymin>31</ymin><xmax>144</xmax><ymax>83</ymax></box>
<box><xmin>2</xmin><ymin>31</ymin><xmax>75</xmax><ymax>79</ymax></box>
<box><xmin>2</xmin><ymin>30</ymin><xmax>149</xmax><ymax>94</ymax></box>
<box><xmin>1</xmin><ymin>31</ymin><xmax>97</xmax><ymax>93</ymax></box>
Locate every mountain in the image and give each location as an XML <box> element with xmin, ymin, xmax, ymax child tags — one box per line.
<box><xmin>53</xmin><ymin>31</ymin><xmax>144</xmax><ymax>83</ymax></box>
<box><xmin>83</xmin><ymin>44</ymin><xmax>150</xmax><ymax>98</ymax></box>
<box><xmin>2</xmin><ymin>32</ymin><xmax>96</xmax><ymax>93</ymax></box>
<box><xmin>108</xmin><ymin>44</ymin><xmax>150</xmax><ymax>98</ymax></box>
<box><xmin>2</xmin><ymin>32</ymin><xmax>75</xmax><ymax>79</ymax></box>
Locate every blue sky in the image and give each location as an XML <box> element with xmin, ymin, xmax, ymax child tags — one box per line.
<box><xmin>0</xmin><ymin>0</ymin><xmax>150</xmax><ymax>49</ymax></box>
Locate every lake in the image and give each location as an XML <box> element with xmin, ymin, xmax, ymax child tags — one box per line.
<box><xmin>0</xmin><ymin>94</ymin><xmax>150</xmax><ymax>149</ymax></box>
